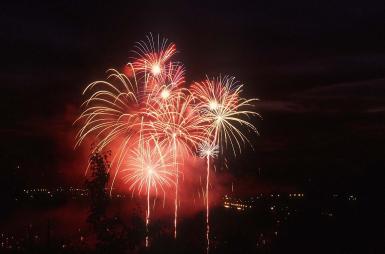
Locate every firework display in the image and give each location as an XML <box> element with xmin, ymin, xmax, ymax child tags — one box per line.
<box><xmin>75</xmin><ymin>34</ymin><xmax>259</xmax><ymax>247</ymax></box>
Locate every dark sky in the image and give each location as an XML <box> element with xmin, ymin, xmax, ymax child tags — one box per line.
<box><xmin>1</xmin><ymin>1</ymin><xmax>384</xmax><ymax>193</ymax></box>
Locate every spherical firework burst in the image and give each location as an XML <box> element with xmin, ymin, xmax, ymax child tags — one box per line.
<box><xmin>198</xmin><ymin>142</ymin><xmax>219</xmax><ymax>158</ymax></box>
<box><xmin>192</xmin><ymin>76</ymin><xmax>260</xmax><ymax>156</ymax></box>
<box><xmin>132</xmin><ymin>33</ymin><xmax>178</xmax><ymax>84</ymax></box>
<box><xmin>122</xmin><ymin>138</ymin><xmax>175</xmax><ymax>247</ymax></box>
<box><xmin>75</xmin><ymin>34</ymin><xmax>260</xmax><ymax>247</ymax></box>
<box><xmin>122</xmin><ymin>139</ymin><xmax>175</xmax><ymax>196</ymax></box>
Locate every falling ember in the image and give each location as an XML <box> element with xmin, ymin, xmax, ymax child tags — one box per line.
<box><xmin>75</xmin><ymin>34</ymin><xmax>260</xmax><ymax>244</ymax></box>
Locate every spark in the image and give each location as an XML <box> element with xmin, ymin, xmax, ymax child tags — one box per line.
<box><xmin>151</xmin><ymin>63</ymin><xmax>161</xmax><ymax>76</ymax></box>
<box><xmin>209</xmin><ymin>100</ymin><xmax>219</xmax><ymax>111</ymax></box>
<box><xmin>160</xmin><ymin>89</ymin><xmax>170</xmax><ymax>99</ymax></box>
<box><xmin>198</xmin><ymin>142</ymin><xmax>219</xmax><ymax>158</ymax></box>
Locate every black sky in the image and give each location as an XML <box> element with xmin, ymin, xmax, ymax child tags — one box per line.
<box><xmin>1</xmin><ymin>1</ymin><xmax>384</xmax><ymax>194</ymax></box>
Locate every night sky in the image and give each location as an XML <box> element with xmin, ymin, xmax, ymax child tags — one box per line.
<box><xmin>1</xmin><ymin>1</ymin><xmax>384</xmax><ymax>194</ymax></box>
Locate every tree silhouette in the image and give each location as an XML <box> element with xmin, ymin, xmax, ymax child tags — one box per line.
<box><xmin>85</xmin><ymin>151</ymin><xmax>114</xmax><ymax>252</ymax></box>
<box><xmin>85</xmin><ymin>151</ymin><xmax>144</xmax><ymax>253</ymax></box>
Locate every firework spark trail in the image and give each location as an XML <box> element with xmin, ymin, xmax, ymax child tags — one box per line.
<box><xmin>146</xmin><ymin>177</ymin><xmax>150</xmax><ymax>247</ymax></box>
<box><xmin>206</xmin><ymin>155</ymin><xmax>209</xmax><ymax>253</ymax></box>
<box><xmin>173</xmin><ymin>137</ymin><xmax>178</xmax><ymax>239</ymax></box>
<box><xmin>198</xmin><ymin>142</ymin><xmax>218</xmax><ymax>253</ymax></box>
